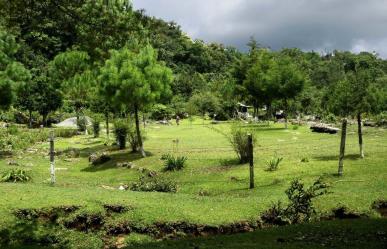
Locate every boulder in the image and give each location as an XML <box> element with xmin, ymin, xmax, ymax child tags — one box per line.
<box><xmin>310</xmin><ymin>123</ymin><xmax>340</xmax><ymax>134</ymax></box>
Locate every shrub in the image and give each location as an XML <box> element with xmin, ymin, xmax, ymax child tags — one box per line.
<box><xmin>7</xmin><ymin>125</ymin><xmax>19</xmax><ymax>135</ymax></box>
<box><xmin>77</xmin><ymin>116</ymin><xmax>87</xmax><ymax>132</ymax></box>
<box><xmin>323</xmin><ymin>113</ymin><xmax>337</xmax><ymax>124</ymax></box>
<box><xmin>92</xmin><ymin>120</ymin><xmax>100</xmax><ymax>138</ymax></box>
<box><xmin>261</xmin><ymin>178</ymin><xmax>329</xmax><ymax>225</ymax></box>
<box><xmin>150</xmin><ymin>104</ymin><xmax>173</xmax><ymax>120</ymax></box>
<box><xmin>375</xmin><ymin>112</ymin><xmax>387</xmax><ymax>127</ymax></box>
<box><xmin>292</xmin><ymin>125</ymin><xmax>299</xmax><ymax>130</ymax></box>
<box><xmin>54</xmin><ymin>128</ymin><xmax>78</xmax><ymax>138</ymax></box>
<box><xmin>130</xmin><ymin>175</ymin><xmax>177</xmax><ymax>193</ymax></box>
<box><xmin>261</xmin><ymin>201</ymin><xmax>290</xmax><ymax>225</ymax></box>
<box><xmin>161</xmin><ymin>154</ymin><xmax>187</xmax><ymax>171</ymax></box>
<box><xmin>114</xmin><ymin>120</ymin><xmax>128</xmax><ymax>150</ymax></box>
<box><xmin>266</xmin><ymin>154</ymin><xmax>283</xmax><ymax>171</ymax></box>
<box><xmin>300</xmin><ymin>157</ymin><xmax>309</xmax><ymax>163</ymax></box>
<box><xmin>229</xmin><ymin>125</ymin><xmax>255</xmax><ymax>164</ymax></box>
<box><xmin>1</xmin><ymin>169</ymin><xmax>31</xmax><ymax>183</ymax></box>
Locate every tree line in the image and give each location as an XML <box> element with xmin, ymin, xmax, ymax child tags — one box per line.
<box><xmin>1</xmin><ymin>0</ymin><xmax>386</xmax><ymax>162</ymax></box>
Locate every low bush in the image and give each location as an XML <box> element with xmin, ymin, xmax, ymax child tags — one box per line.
<box><xmin>77</xmin><ymin>116</ymin><xmax>87</xmax><ymax>132</ymax></box>
<box><xmin>261</xmin><ymin>178</ymin><xmax>329</xmax><ymax>225</ymax></box>
<box><xmin>229</xmin><ymin>124</ymin><xmax>255</xmax><ymax>164</ymax></box>
<box><xmin>130</xmin><ymin>175</ymin><xmax>177</xmax><ymax>193</ymax></box>
<box><xmin>1</xmin><ymin>169</ymin><xmax>31</xmax><ymax>183</ymax></box>
<box><xmin>161</xmin><ymin>153</ymin><xmax>187</xmax><ymax>171</ymax></box>
<box><xmin>114</xmin><ymin>120</ymin><xmax>128</xmax><ymax>150</ymax></box>
<box><xmin>92</xmin><ymin>120</ymin><xmax>100</xmax><ymax>138</ymax></box>
<box><xmin>266</xmin><ymin>155</ymin><xmax>283</xmax><ymax>171</ymax></box>
<box><xmin>54</xmin><ymin>128</ymin><xmax>78</xmax><ymax>138</ymax></box>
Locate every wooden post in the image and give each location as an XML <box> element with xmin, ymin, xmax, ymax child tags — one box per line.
<box><xmin>357</xmin><ymin>113</ymin><xmax>364</xmax><ymax>158</ymax></box>
<box><xmin>49</xmin><ymin>130</ymin><xmax>56</xmax><ymax>184</ymax></box>
<box><xmin>338</xmin><ymin>118</ymin><xmax>347</xmax><ymax>176</ymax></box>
<box><xmin>248</xmin><ymin>134</ymin><xmax>254</xmax><ymax>189</ymax></box>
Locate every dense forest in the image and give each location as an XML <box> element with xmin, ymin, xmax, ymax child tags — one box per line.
<box><xmin>1</xmin><ymin>0</ymin><xmax>387</xmax><ymax>132</ymax></box>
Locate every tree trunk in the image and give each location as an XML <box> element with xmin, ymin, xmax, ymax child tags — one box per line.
<box><xmin>266</xmin><ymin>103</ymin><xmax>271</xmax><ymax>121</ymax></box>
<box><xmin>42</xmin><ymin>113</ymin><xmax>48</xmax><ymax>127</ymax></box>
<box><xmin>105</xmin><ymin>111</ymin><xmax>110</xmax><ymax>140</ymax></box>
<box><xmin>28</xmin><ymin>110</ymin><xmax>32</xmax><ymax>129</ymax></box>
<box><xmin>143</xmin><ymin>113</ymin><xmax>146</xmax><ymax>128</ymax></box>
<box><xmin>134</xmin><ymin>105</ymin><xmax>146</xmax><ymax>157</ymax></box>
<box><xmin>284</xmin><ymin>99</ymin><xmax>288</xmax><ymax>129</ymax></box>
<box><xmin>357</xmin><ymin>113</ymin><xmax>364</xmax><ymax>158</ymax></box>
<box><xmin>338</xmin><ymin>118</ymin><xmax>347</xmax><ymax>176</ymax></box>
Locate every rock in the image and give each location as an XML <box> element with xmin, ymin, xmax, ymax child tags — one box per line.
<box><xmin>116</xmin><ymin>162</ymin><xmax>134</xmax><ymax>169</ymax></box>
<box><xmin>89</xmin><ymin>152</ymin><xmax>111</xmax><ymax>166</ymax></box>
<box><xmin>101</xmin><ymin>185</ymin><xmax>115</xmax><ymax>190</ymax></box>
<box><xmin>148</xmin><ymin>170</ymin><xmax>157</xmax><ymax>178</ymax></box>
<box><xmin>24</xmin><ymin>163</ymin><xmax>34</xmax><ymax>167</ymax></box>
<box><xmin>364</xmin><ymin>120</ymin><xmax>376</xmax><ymax>127</ymax></box>
<box><xmin>310</xmin><ymin>123</ymin><xmax>340</xmax><ymax>134</ymax></box>
<box><xmin>118</xmin><ymin>185</ymin><xmax>129</xmax><ymax>191</ymax></box>
<box><xmin>7</xmin><ymin>160</ymin><xmax>19</xmax><ymax>166</ymax></box>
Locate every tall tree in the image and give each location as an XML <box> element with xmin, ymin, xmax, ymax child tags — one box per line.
<box><xmin>99</xmin><ymin>45</ymin><xmax>173</xmax><ymax>157</ymax></box>
<box><xmin>0</xmin><ymin>27</ymin><xmax>30</xmax><ymax>111</ymax></box>
<box><xmin>271</xmin><ymin>56</ymin><xmax>306</xmax><ymax>128</ymax></box>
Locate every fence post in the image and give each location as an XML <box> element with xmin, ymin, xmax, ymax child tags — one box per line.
<box><xmin>49</xmin><ymin>130</ymin><xmax>56</xmax><ymax>184</ymax></box>
<box><xmin>248</xmin><ymin>134</ymin><xmax>254</xmax><ymax>189</ymax></box>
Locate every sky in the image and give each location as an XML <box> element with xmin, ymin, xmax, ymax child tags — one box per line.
<box><xmin>131</xmin><ymin>0</ymin><xmax>387</xmax><ymax>57</ymax></box>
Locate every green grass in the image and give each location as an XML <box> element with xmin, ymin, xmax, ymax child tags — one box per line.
<box><xmin>127</xmin><ymin>219</ymin><xmax>387</xmax><ymax>249</ymax></box>
<box><xmin>0</xmin><ymin>118</ymin><xmax>386</xmax><ymax>248</ymax></box>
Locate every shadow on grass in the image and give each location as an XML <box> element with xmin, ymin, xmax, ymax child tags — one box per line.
<box><xmin>313</xmin><ymin>154</ymin><xmax>361</xmax><ymax>161</ymax></box>
<box><xmin>81</xmin><ymin>150</ymin><xmax>154</xmax><ymax>172</ymax></box>
<box><xmin>219</xmin><ymin>158</ymin><xmax>241</xmax><ymax>167</ymax></box>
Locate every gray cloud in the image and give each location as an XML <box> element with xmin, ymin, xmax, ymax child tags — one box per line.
<box><xmin>132</xmin><ymin>0</ymin><xmax>387</xmax><ymax>57</ymax></box>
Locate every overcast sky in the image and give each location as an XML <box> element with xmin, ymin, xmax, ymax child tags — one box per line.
<box><xmin>131</xmin><ymin>0</ymin><xmax>387</xmax><ymax>57</ymax></box>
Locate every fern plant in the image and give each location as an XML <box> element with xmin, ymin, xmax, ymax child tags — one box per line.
<box><xmin>161</xmin><ymin>153</ymin><xmax>187</xmax><ymax>171</ymax></box>
<box><xmin>266</xmin><ymin>155</ymin><xmax>283</xmax><ymax>171</ymax></box>
<box><xmin>1</xmin><ymin>169</ymin><xmax>31</xmax><ymax>183</ymax></box>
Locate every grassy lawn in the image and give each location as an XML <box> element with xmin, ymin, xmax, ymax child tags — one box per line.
<box><xmin>0</xmin><ymin>118</ymin><xmax>386</xmax><ymax>248</ymax></box>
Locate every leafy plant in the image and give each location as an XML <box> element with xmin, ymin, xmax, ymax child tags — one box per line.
<box><xmin>261</xmin><ymin>178</ymin><xmax>330</xmax><ymax>225</ymax></box>
<box><xmin>92</xmin><ymin>120</ymin><xmax>100</xmax><ymax>138</ymax></box>
<box><xmin>161</xmin><ymin>153</ymin><xmax>187</xmax><ymax>171</ymax></box>
<box><xmin>229</xmin><ymin>124</ymin><xmax>255</xmax><ymax>164</ymax></box>
<box><xmin>266</xmin><ymin>154</ymin><xmax>283</xmax><ymax>171</ymax></box>
<box><xmin>130</xmin><ymin>175</ymin><xmax>177</xmax><ymax>193</ymax></box>
<box><xmin>77</xmin><ymin>116</ymin><xmax>87</xmax><ymax>132</ymax></box>
<box><xmin>1</xmin><ymin>169</ymin><xmax>31</xmax><ymax>183</ymax></box>
<box><xmin>114</xmin><ymin>119</ymin><xmax>128</xmax><ymax>150</ymax></box>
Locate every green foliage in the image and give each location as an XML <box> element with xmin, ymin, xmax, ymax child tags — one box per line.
<box><xmin>114</xmin><ymin>119</ymin><xmax>128</xmax><ymax>150</ymax></box>
<box><xmin>266</xmin><ymin>155</ymin><xmax>283</xmax><ymax>171</ymax></box>
<box><xmin>150</xmin><ymin>104</ymin><xmax>173</xmax><ymax>120</ymax></box>
<box><xmin>261</xmin><ymin>178</ymin><xmax>329</xmax><ymax>225</ymax></box>
<box><xmin>188</xmin><ymin>91</ymin><xmax>221</xmax><ymax>117</ymax></box>
<box><xmin>229</xmin><ymin>124</ymin><xmax>255</xmax><ymax>164</ymax></box>
<box><xmin>92</xmin><ymin>119</ymin><xmax>100</xmax><ymax>138</ymax></box>
<box><xmin>161</xmin><ymin>154</ymin><xmax>187</xmax><ymax>171</ymax></box>
<box><xmin>1</xmin><ymin>169</ymin><xmax>31</xmax><ymax>183</ymax></box>
<box><xmin>99</xmin><ymin>45</ymin><xmax>173</xmax><ymax>155</ymax></box>
<box><xmin>130</xmin><ymin>175</ymin><xmax>177</xmax><ymax>193</ymax></box>
<box><xmin>77</xmin><ymin>116</ymin><xmax>87</xmax><ymax>132</ymax></box>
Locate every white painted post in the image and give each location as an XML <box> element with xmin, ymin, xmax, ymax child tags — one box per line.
<box><xmin>49</xmin><ymin>130</ymin><xmax>56</xmax><ymax>184</ymax></box>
